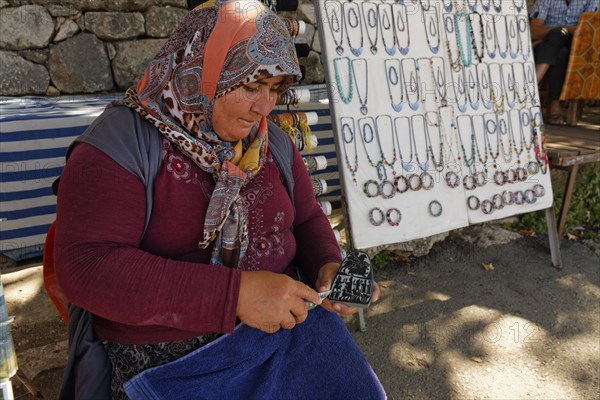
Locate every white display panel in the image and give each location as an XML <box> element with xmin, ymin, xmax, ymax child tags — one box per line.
<box><xmin>315</xmin><ymin>0</ymin><xmax>553</xmax><ymax>249</ymax></box>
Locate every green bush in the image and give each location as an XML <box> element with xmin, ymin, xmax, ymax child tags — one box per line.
<box><xmin>514</xmin><ymin>163</ymin><xmax>600</xmax><ymax>239</ymax></box>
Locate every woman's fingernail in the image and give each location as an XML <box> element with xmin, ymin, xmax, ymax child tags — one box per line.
<box><xmin>333</xmin><ymin>304</ymin><xmax>342</xmax><ymax>312</ymax></box>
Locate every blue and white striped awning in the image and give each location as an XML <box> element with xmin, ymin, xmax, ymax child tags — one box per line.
<box><xmin>0</xmin><ymin>86</ymin><xmax>340</xmax><ymax>261</ymax></box>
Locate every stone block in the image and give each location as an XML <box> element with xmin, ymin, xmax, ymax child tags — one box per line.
<box><xmin>112</xmin><ymin>39</ymin><xmax>166</xmax><ymax>89</ymax></box>
<box><xmin>0</xmin><ymin>5</ymin><xmax>54</xmax><ymax>50</ymax></box>
<box><xmin>0</xmin><ymin>50</ymin><xmax>49</xmax><ymax>95</ymax></box>
<box><xmin>144</xmin><ymin>6</ymin><xmax>188</xmax><ymax>38</ymax></box>
<box><xmin>85</xmin><ymin>11</ymin><xmax>145</xmax><ymax>40</ymax></box>
<box><xmin>54</xmin><ymin>18</ymin><xmax>80</xmax><ymax>42</ymax></box>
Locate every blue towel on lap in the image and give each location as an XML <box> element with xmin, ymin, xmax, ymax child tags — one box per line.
<box><xmin>124</xmin><ymin>307</ymin><xmax>385</xmax><ymax>400</ymax></box>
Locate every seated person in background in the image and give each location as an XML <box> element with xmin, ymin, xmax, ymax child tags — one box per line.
<box><xmin>530</xmin><ymin>0</ymin><xmax>598</xmax><ymax>125</ymax></box>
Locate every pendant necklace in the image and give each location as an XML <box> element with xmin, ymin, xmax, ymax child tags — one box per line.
<box><xmin>343</xmin><ymin>1</ymin><xmax>364</xmax><ymax>57</ymax></box>
<box><xmin>340</xmin><ymin>116</ymin><xmax>359</xmax><ymax>184</ymax></box>
<box><xmin>483</xmin><ymin>113</ymin><xmax>500</xmax><ymax>163</ymax></box>
<box><xmin>361</xmin><ymin>2</ymin><xmax>379</xmax><ymax>55</ymax></box>
<box><xmin>392</xmin><ymin>3</ymin><xmax>410</xmax><ymax>55</ymax></box>
<box><xmin>506</xmin><ymin>15</ymin><xmax>519</xmax><ymax>59</ymax></box>
<box><xmin>456</xmin><ymin>115</ymin><xmax>477</xmax><ymax>174</ymax></box>
<box><xmin>481</xmin><ymin>0</ymin><xmax>491</xmax><ymax>12</ymax></box>
<box><xmin>484</xmin><ymin>18</ymin><xmax>497</xmax><ymax>58</ymax></box>
<box><xmin>513</xmin><ymin>63</ymin><xmax>528</xmax><ymax>104</ymax></box>
<box><xmin>517</xmin><ymin>16</ymin><xmax>531</xmax><ymax>60</ymax></box>
<box><xmin>442</xmin><ymin>0</ymin><xmax>453</xmax><ymax>12</ymax></box>
<box><xmin>507</xmin><ymin>109</ymin><xmax>524</xmax><ymax>159</ymax></box>
<box><xmin>351</xmin><ymin>58</ymin><xmax>369</xmax><ymax>115</ymax></box>
<box><xmin>439</xmin><ymin>105</ymin><xmax>461</xmax><ymax>164</ymax></box>
<box><xmin>478</xmin><ymin>63</ymin><xmax>493</xmax><ymax>110</ymax></box>
<box><xmin>430</xmin><ymin>56</ymin><xmax>449</xmax><ymax>106</ymax></box>
<box><xmin>424</xmin><ymin>10</ymin><xmax>441</xmax><ymax>54</ymax></box>
<box><xmin>419</xmin><ymin>0</ymin><xmax>432</xmax><ymax>12</ymax></box>
<box><xmin>333</xmin><ymin>57</ymin><xmax>354</xmax><ymax>104</ymax></box>
<box><xmin>410</xmin><ymin>114</ymin><xmax>431</xmax><ymax>172</ymax></box>
<box><xmin>325</xmin><ymin>0</ymin><xmax>344</xmax><ymax>56</ymax></box>
<box><xmin>378</xmin><ymin>3</ymin><xmax>397</xmax><ymax>56</ymax></box>
<box><xmin>493</xmin><ymin>16</ymin><xmax>508</xmax><ymax>59</ymax></box>
<box><xmin>470</xmin><ymin>115</ymin><xmax>489</xmax><ymax>170</ymax></box>
<box><xmin>384</xmin><ymin>58</ymin><xmax>405</xmax><ymax>112</ymax></box>
<box><xmin>467</xmin><ymin>0</ymin><xmax>478</xmax><ymax>12</ymax></box>
<box><xmin>402</xmin><ymin>58</ymin><xmax>422</xmax><ymax>111</ymax></box>
<box><xmin>450</xmin><ymin>67</ymin><xmax>469</xmax><ymax>113</ymax></box>
<box><xmin>394</xmin><ymin>116</ymin><xmax>415</xmax><ymax>174</ymax></box>
<box><xmin>501</xmin><ymin>63</ymin><xmax>517</xmax><ymax>109</ymax></box>
<box><xmin>520</xmin><ymin>109</ymin><xmax>535</xmax><ymax>152</ymax></box>
<box><xmin>492</xmin><ymin>0</ymin><xmax>501</xmax><ymax>13</ymax></box>
<box><xmin>489</xmin><ymin>64</ymin><xmax>505</xmax><ymax>114</ymax></box>
<box><xmin>497</xmin><ymin>116</ymin><xmax>514</xmax><ymax>163</ymax></box>
<box><xmin>512</xmin><ymin>0</ymin><xmax>524</xmax><ymax>14</ymax></box>
<box><xmin>466</xmin><ymin>68</ymin><xmax>481</xmax><ymax>110</ymax></box>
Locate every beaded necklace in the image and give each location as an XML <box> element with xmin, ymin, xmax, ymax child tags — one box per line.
<box><xmin>456</xmin><ymin>115</ymin><xmax>478</xmax><ymax>174</ymax></box>
<box><xmin>340</xmin><ymin>116</ymin><xmax>359</xmax><ymax>184</ymax></box>
<box><xmin>469</xmin><ymin>12</ymin><xmax>485</xmax><ymax>63</ymax></box>
<box><xmin>470</xmin><ymin>115</ymin><xmax>489</xmax><ymax>168</ymax></box>
<box><xmin>358</xmin><ymin>116</ymin><xmax>385</xmax><ymax>180</ymax></box>
<box><xmin>402</xmin><ymin>58</ymin><xmax>422</xmax><ymax>111</ymax></box>
<box><xmin>351</xmin><ymin>58</ymin><xmax>369</xmax><ymax>115</ymax></box>
<box><xmin>361</xmin><ymin>1</ymin><xmax>379</xmax><ymax>55</ymax></box>
<box><xmin>377</xmin><ymin>3</ymin><xmax>396</xmax><ymax>56</ymax></box>
<box><xmin>423</xmin><ymin>112</ymin><xmax>445</xmax><ymax>172</ymax></box>
<box><xmin>325</xmin><ymin>0</ymin><xmax>344</xmax><ymax>56</ymax></box>
<box><xmin>488</xmin><ymin>64</ymin><xmax>505</xmax><ymax>114</ymax></box>
<box><xmin>439</xmin><ymin>105</ymin><xmax>461</xmax><ymax>163</ymax></box>
<box><xmin>333</xmin><ymin>57</ymin><xmax>354</xmax><ymax>104</ymax></box>
<box><xmin>424</xmin><ymin>10</ymin><xmax>441</xmax><ymax>54</ymax></box>
<box><xmin>530</xmin><ymin>109</ymin><xmax>548</xmax><ymax>174</ymax></box>
<box><xmin>430</xmin><ymin>56</ymin><xmax>449</xmax><ymax>106</ymax></box>
<box><xmin>375</xmin><ymin>115</ymin><xmax>399</xmax><ymax>176</ymax></box>
<box><xmin>497</xmin><ymin>116</ymin><xmax>514</xmax><ymax>163</ymax></box>
<box><xmin>409</xmin><ymin>114</ymin><xmax>431</xmax><ymax>172</ymax></box>
<box><xmin>449</xmin><ymin>67</ymin><xmax>469</xmax><ymax>113</ymax></box>
<box><xmin>454</xmin><ymin>11</ymin><xmax>473</xmax><ymax>68</ymax></box>
<box><xmin>483</xmin><ymin>113</ymin><xmax>500</xmax><ymax>163</ymax></box>
<box><xmin>384</xmin><ymin>58</ymin><xmax>404</xmax><ymax>112</ymax></box>
<box><xmin>520</xmin><ymin>109</ymin><xmax>535</xmax><ymax>152</ymax></box>
<box><xmin>524</xmin><ymin>63</ymin><xmax>537</xmax><ymax>103</ymax></box>
<box><xmin>392</xmin><ymin>3</ymin><xmax>410</xmax><ymax>55</ymax></box>
<box><xmin>444</xmin><ymin>14</ymin><xmax>462</xmax><ymax>71</ymax></box>
<box><xmin>513</xmin><ymin>63</ymin><xmax>528</xmax><ymax>105</ymax></box>
<box><xmin>343</xmin><ymin>1</ymin><xmax>364</xmax><ymax>57</ymax></box>
<box><xmin>507</xmin><ymin>109</ymin><xmax>524</xmax><ymax>159</ymax></box>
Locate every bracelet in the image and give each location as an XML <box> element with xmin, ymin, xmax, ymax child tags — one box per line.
<box><xmin>386</xmin><ymin>208</ymin><xmax>402</xmax><ymax>226</ymax></box>
<box><xmin>467</xmin><ymin>195</ymin><xmax>481</xmax><ymax>211</ymax></box>
<box><xmin>463</xmin><ymin>174</ymin><xmax>477</xmax><ymax>191</ymax></box>
<box><xmin>363</xmin><ymin>179</ymin><xmax>380</xmax><ymax>198</ymax></box>
<box><xmin>445</xmin><ymin>171</ymin><xmax>459</xmax><ymax>188</ymax></box>
<box><xmin>428</xmin><ymin>200</ymin><xmax>443</xmax><ymax>217</ymax></box>
<box><xmin>502</xmin><ymin>190</ymin><xmax>514</xmax><ymax>205</ymax></box>
<box><xmin>369</xmin><ymin>207</ymin><xmax>385</xmax><ymax>226</ymax></box>
<box><xmin>504</xmin><ymin>168</ymin><xmax>516</xmax><ymax>184</ymax></box>
<box><xmin>533</xmin><ymin>184</ymin><xmax>545</xmax><ymax>198</ymax></box>
<box><xmin>516</xmin><ymin>167</ymin><xmax>528</xmax><ymax>181</ymax></box>
<box><xmin>524</xmin><ymin>189</ymin><xmax>537</xmax><ymax>204</ymax></box>
<box><xmin>475</xmin><ymin>171</ymin><xmax>487</xmax><ymax>187</ymax></box>
<box><xmin>492</xmin><ymin>193</ymin><xmax>505</xmax><ymax>210</ymax></box>
<box><xmin>379</xmin><ymin>180</ymin><xmax>396</xmax><ymax>199</ymax></box>
<box><xmin>560</xmin><ymin>27</ymin><xmax>569</xmax><ymax>36</ymax></box>
<box><xmin>395</xmin><ymin>175</ymin><xmax>409</xmax><ymax>193</ymax></box>
<box><xmin>481</xmin><ymin>199</ymin><xmax>494</xmax><ymax>215</ymax></box>
<box><xmin>513</xmin><ymin>190</ymin><xmax>524</xmax><ymax>205</ymax></box>
<box><xmin>408</xmin><ymin>174</ymin><xmax>423</xmax><ymax>191</ymax></box>
<box><xmin>421</xmin><ymin>172</ymin><xmax>435</xmax><ymax>190</ymax></box>
<box><xmin>527</xmin><ymin>161</ymin><xmax>540</xmax><ymax>175</ymax></box>
<box><xmin>494</xmin><ymin>170</ymin><xmax>505</xmax><ymax>186</ymax></box>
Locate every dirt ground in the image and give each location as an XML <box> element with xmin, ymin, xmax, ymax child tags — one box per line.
<box><xmin>2</xmin><ymin>228</ymin><xmax>599</xmax><ymax>399</ymax></box>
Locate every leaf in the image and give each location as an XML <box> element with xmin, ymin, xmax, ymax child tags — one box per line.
<box><xmin>518</xmin><ymin>228</ymin><xmax>537</xmax><ymax>237</ymax></box>
<box><xmin>470</xmin><ymin>356</ymin><xmax>483</xmax><ymax>363</ymax></box>
<box><xmin>482</xmin><ymin>263</ymin><xmax>495</xmax><ymax>271</ymax></box>
<box><xmin>566</xmin><ymin>231</ymin><xmax>578</xmax><ymax>240</ymax></box>
<box><xmin>381</xmin><ymin>283</ymin><xmax>389</xmax><ymax>289</ymax></box>
<box><xmin>406</xmin><ymin>271</ymin><xmax>417</xmax><ymax>276</ymax></box>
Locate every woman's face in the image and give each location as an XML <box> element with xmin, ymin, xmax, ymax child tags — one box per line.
<box><xmin>212</xmin><ymin>76</ymin><xmax>286</xmax><ymax>142</ymax></box>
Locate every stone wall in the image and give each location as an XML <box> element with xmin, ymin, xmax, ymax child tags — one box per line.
<box><xmin>0</xmin><ymin>0</ymin><xmax>324</xmax><ymax>96</ymax></box>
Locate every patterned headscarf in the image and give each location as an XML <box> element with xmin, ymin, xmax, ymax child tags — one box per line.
<box><xmin>121</xmin><ymin>0</ymin><xmax>301</xmax><ymax>267</ymax></box>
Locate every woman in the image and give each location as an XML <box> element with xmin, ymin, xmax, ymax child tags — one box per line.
<box><xmin>55</xmin><ymin>1</ymin><xmax>383</xmax><ymax>398</ymax></box>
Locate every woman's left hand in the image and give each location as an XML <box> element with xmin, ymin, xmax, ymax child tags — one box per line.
<box><xmin>315</xmin><ymin>262</ymin><xmax>381</xmax><ymax>315</ymax></box>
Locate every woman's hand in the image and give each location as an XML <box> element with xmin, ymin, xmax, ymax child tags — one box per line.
<box><xmin>315</xmin><ymin>262</ymin><xmax>381</xmax><ymax>315</ymax></box>
<box><xmin>236</xmin><ymin>271</ymin><xmax>322</xmax><ymax>334</ymax></box>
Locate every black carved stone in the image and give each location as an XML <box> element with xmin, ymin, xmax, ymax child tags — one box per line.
<box><xmin>328</xmin><ymin>251</ymin><xmax>373</xmax><ymax>308</ymax></box>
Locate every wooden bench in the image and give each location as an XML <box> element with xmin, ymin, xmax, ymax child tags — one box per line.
<box><xmin>545</xmin><ymin>126</ymin><xmax>600</xmax><ymax>239</ymax></box>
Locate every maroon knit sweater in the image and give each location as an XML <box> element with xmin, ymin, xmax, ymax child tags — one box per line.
<box><xmin>55</xmin><ymin>139</ymin><xmax>341</xmax><ymax>344</ymax></box>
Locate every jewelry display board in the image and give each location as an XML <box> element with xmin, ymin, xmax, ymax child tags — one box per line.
<box><xmin>315</xmin><ymin>0</ymin><xmax>553</xmax><ymax>249</ymax></box>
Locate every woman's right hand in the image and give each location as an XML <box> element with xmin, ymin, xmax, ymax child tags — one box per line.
<box><xmin>236</xmin><ymin>271</ymin><xmax>322</xmax><ymax>334</ymax></box>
